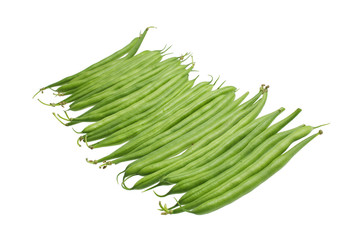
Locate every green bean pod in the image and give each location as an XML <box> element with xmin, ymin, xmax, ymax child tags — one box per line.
<box><xmin>76</xmin><ymin>67</ymin><xmax>193</xmax><ymax>131</ymax></box>
<box><xmin>162</xmin><ymin>108</ymin><xmax>302</xmax><ymax>185</ymax></box>
<box><xmin>43</xmin><ymin>36</ymin><xmax>138</xmax><ymax>89</ymax></box>
<box><xmin>128</xmin><ymin>109</ymin><xmax>282</xmax><ymax>190</ymax></box>
<box><xmin>59</xmin><ymin>50</ymin><xmax>163</xmax><ymax>104</ymax></box>
<box><xmin>96</xmin><ymin>90</ymin><xmax>236</xmax><ymax>163</ymax></box>
<box><xmin>153</xmin><ymin>92</ymin><xmax>269</xmax><ymax>180</ymax></box>
<box><xmin>86</xmin><ymin>80</ymin><xmax>195</xmax><ymax>145</ymax></box>
<box><xmin>163</xmin><ymin>125</ymin><xmax>305</xmax><ymax>196</ymax></box>
<box><xmin>177</xmin><ymin>125</ymin><xmax>316</xmax><ymax>208</ymax></box>
<box><xmin>118</xmin><ymin>89</ymin><xmax>265</xmax><ymax>178</ymax></box>
<box><xmin>68</xmin><ymin>56</ymin><xmax>182</xmax><ymax>111</ymax></box>
<box><xmin>84</xmin><ymin>78</ymin><xmax>208</xmax><ymax>142</ymax></box>
<box><xmin>69</xmin><ymin>63</ymin><xmax>188</xmax><ymax>122</ymax></box>
<box><xmin>92</xmin><ymin>86</ymin><xmax>237</xmax><ymax>160</ymax></box>
<box><xmin>136</xmin><ymin>93</ymin><xmax>263</xmax><ymax>177</ymax></box>
<box><xmin>179</xmin><ymin>131</ymin><xmax>322</xmax><ymax>215</ymax></box>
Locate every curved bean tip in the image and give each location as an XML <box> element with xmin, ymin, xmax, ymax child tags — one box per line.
<box><xmin>318</xmin><ymin>130</ymin><xmax>323</xmax><ymax>135</ymax></box>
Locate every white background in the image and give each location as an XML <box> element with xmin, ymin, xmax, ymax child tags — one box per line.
<box><xmin>1</xmin><ymin>0</ymin><xmax>359</xmax><ymax>239</ymax></box>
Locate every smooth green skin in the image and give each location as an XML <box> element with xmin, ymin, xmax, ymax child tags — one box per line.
<box><xmin>177</xmin><ymin>125</ymin><xmax>314</xmax><ymax>208</ymax></box>
<box><xmin>129</xmin><ymin>109</ymin><xmax>281</xmax><ymax>190</ymax></box>
<box><xmin>93</xmin><ymin>86</ymin><xmax>236</xmax><ymax>161</ymax></box>
<box><xmin>137</xmin><ymin>105</ymin><xmax>267</xmax><ymax>177</ymax></box>
<box><xmin>56</xmin><ymin>48</ymin><xmax>158</xmax><ymax>94</ymax></box>
<box><xmin>131</xmin><ymin>90</ymin><xmax>257</xmax><ymax>157</ymax></box>
<box><xmin>91</xmin><ymin>83</ymin><xmax>219</xmax><ymax>147</ymax></box>
<box><xmin>122</xmin><ymin>94</ymin><xmax>236</xmax><ymax>160</ymax></box>
<box><xmin>119</xmin><ymin>90</ymin><xmax>264</xmax><ymax>178</ymax></box>
<box><xmin>121</xmin><ymin>90</ymin><xmax>256</xmax><ymax>176</ymax></box>
<box><xmin>124</xmin><ymin>27</ymin><xmax>152</xmax><ymax>59</ymax></box>
<box><xmin>89</xmin><ymin>81</ymin><xmax>212</xmax><ymax>144</ymax></box>
<box><xmin>69</xmin><ymin>63</ymin><xmax>188</xmax><ymax>122</ymax></box>
<box><xmin>107</xmin><ymin>90</ymin><xmax>241</xmax><ymax>169</ymax></box>
<box><xmin>121</xmin><ymin>90</ymin><xmax>263</xmax><ymax>178</ymax></box>
<box><xmin>169</xmin><ymin>90</ymin><xmax>262</xmax><ymax>162</ymax></box>
<box><xmin>157</xmin><ymin>93</ymin><xmax>269</xmax><ymax>180</ymax></box>
<box><xmin>163</xmin><ymin>109</ymin><xmax>302</xmax><ymax>186</ymax></box>
<box><xmin>88</xmin><ymin>79</ymin><xmax>196</xmax><ymax>144</ymax></box>
<box><xmin>118</xmin><ymin>87</ymin><xmax>239</xmax><ymax>154</ymax></box>
<box><xmin>78</xmin><ymin>73</ymin><xmax>190</xmax><ymax>139</ymax></box>
<box><xmin>44</xmin><ymin>37</ymin><xmax>138</xmax><ymax>89</ymax></box>
<box><xmin>54</xmin><ymin>28</ymin><xmax>151</xmax><ymax>91</ymax></box>
<box><xmin>97</xmin><ymin>90</ymin><xmax>236</xmax><ymax>163</ymax></box>
<box><xmin>166</xmin><ymin>125</ymin><xmax>304</xmax><ymax>196</ymax></box>
<box><xmin>77</xmin><ymin>58</ymin><xmax>181</xmax><ymax>113</ymax></box>
<box><xmin>184</xmin><ymin>132</ymin><xmax>321</xmax><ymax>215</ymax></box>
<box><xmin>61</xmin><ymin>51</ymin><xmax>163</xmax><ymax>104</ymax></box>
<box><xmin>80</xmin><ymin>67</ymin><xmax>193</xmax><ymax>132</ymax></box>
<box><xmin>69</xmin><ymin>57</ymin><xmax>182</xmax><ymax>111</ymax></box>
<box><xmin>131</xmin><ymin>91</ymin><xmax>250</xmax><ymax>174</ymax></box>
<box><xmin>158</xmin><ymin>110</ymin><xmax>284</xmax><ymax>192</ymax></box>
<box><xmin>85</xmin><ymin>79</ymin><xmax>209</xmax><ymax>142</ymax></box>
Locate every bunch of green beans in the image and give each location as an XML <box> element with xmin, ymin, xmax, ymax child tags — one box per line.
<box><xmin>35</xmin><ymin>27</ymin><xmax>326</xmax><ymax>215</ymax></box>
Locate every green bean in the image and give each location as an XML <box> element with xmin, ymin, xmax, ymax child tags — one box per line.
<box><xmin>124</xmin><ymin>26</ymin><xmax>154</xmax><ymax>59</ymax></box>
<box><xmin>117</xmin><ymin>89</ymin><xmax>265</xmax><ymax>177</ymax></box>
<box><xmin>41</xmin><ymin>36</ymin><xmax>138</xmax><ymax>90</ymax></box>
<box><xmin>117</xmin><ymin>89</ymin><xmax>239</xmax><ymax>155</ymax></box>
<box><xmin>59</xmin><ymin>50</ymin><xmax>163</xmax><ymax>104</ymax></box>
<box><xmin>87</xmin><ymin>80</ymin><xmax>211</xmax><ymax>144</ymax></box>
<box><xmin>50</xmin><ymin>27</ymin><xmax>152</xmax><ymax>92</ymax></box>
<box><xmin>78</xmin><ymin>70</ymin><xmax>192</xmax><ymax>135</ymax></box>
<box><xmin>177</xmin><ymin>131</ymin><xmax>323</xmax><ymax>215</ymax></box>
<box><xmin>96</xmin><ymin>88</ymin><xmax>240</xmax><ymax>169</ymax></box>
<box><xmin>55</xmin><ymin>41</ymin><xmax>155</xmax><ymax>94</ymax></box>
<box><xmin>84</xmin><ymin>78</ymin><xmax>208</xmax><ymax>142</ymax></box>
<box><xmin>87</xmin><ymin>84</ymin><xmax>235</xmax><ymax>151</ymax></box>
<box><xmin>153</xmin><ymin>93</ymin><xmax>270</xmax><ymax>180</ymax></box>
<box><xmin>87</xmin><ymin>79</ymin><xmax>196</xmax><ymax>146</ymax></box>
<box><xmin>129</xmin><ymin>108</ymin><xmax>282</xmax><ymax>190</ymax></box>
<box><xmin>163</xmin><ymin>125</ymin><xmax>304</xmax><ymax>196</ymax></box>
<box><xmin>135</xmin><ymin>91</ymin><xmax>255</xmax><ymax>176</ymax></box>
<box><xmin>120</xmin><ymin>90</ymin><xmax>260</xmax><ymax>174</ymax></box>
<box><xmin>162</xmin><ymin>109</ymin><xmax>302</xmax><ymax>186</ymax></box>
<box><xmin>68</xmin><ymin>63</ymin><xmax>188</xmax><ymax>123</ymax></box>
<box><xmin>68</xmin><ymin>57</ymin><xmax>182</xmax><ymax>111</ymax></box>
<box><xmin>177</xmin><ymin>125</ymin><xmax>316</xmax><ymax>208</ymax></box>
<box><xmin>162</xmin><ymin>88</ymin><xmax>264</xmax><ymax>163</ymax></box>
<box><xmin>96</xmin><ymin>90</ymin><xmax>236</xmax><ymax>164</ymax></box>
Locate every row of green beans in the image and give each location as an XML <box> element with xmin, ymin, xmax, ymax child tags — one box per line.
<box><xmin>35</xmin><ymin>27</ymin><xmax>326</xmax><ymax>215</ymax></box>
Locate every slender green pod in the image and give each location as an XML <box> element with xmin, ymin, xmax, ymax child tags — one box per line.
<box><xmin>73</xmin><ymin>67</ymin><xmax>192</xmax><ymax>130</ymax></box>
<box><xmin>59</xmin><ymin>50</ymin><xmax>163</xmax><ymax>103</ymax></box>
<box><xmin>162</xmin><ymin>108</ymin><xmax>302</xmax><ymax>185</ymax></box>
<box><xmin>85</xmin><ymin>78</ymin><xmax>206</xmax><ymax>142</ymax></box>
<box><xmin>177</xmin><ymin>131</ymin><xmax>323</xmax><ymax>215</ymax></box>
<box><xmin>96</xmin><ymin>90</ymin><xmax>236</xmax><ymax>163</ymax></box>
<box><xmin>68</xmin><ymin>57</ymin><xmax>182</xmax><ymax>111</ymax></box>
<box><xmin>40</xmin><ymin>36</ymin><xmax>138</xmax><ymax>90</ymax></box>
<box><xmin>124</xmin><ymin>26</ymin><xmax>154</xmax><ymax>59</ymax></box>
<box><xmin>162</xmin><ymin>125</ymin><xmax>305</xmax><ymax>196</ymax></box>
<box><xmin>136</xmin><ymin>107</ymin><xmax>274</xmax><ymax>177</ymax></box>
<box><xmin>91</xmin><ymin>85</ymin><xmax>236</xmax><ymax>159</ymax></box>
<box><xmin>117</xmin><ymin>89</ymin><xmax>265</xmax><ymax>177</ymax></box>
<box><xmin>128</xmin><ymin>109</ymin><xmax>282</xmax><ymax>190</ymax></box>
<box><xmin>69</xmin><ymin>63</ymin><xmax>188</xmax><ymax>122</ymax></box>
<box><xmin>87</xmin><ymin>79</ymin><xmax>196</xmax><ymax>146</ymax></box>
<box><xmin>178</xmin><ymin>125</ymin><xmax>317</xmax><ymax>207</ymax></box>
<box><xmin>154</xmin><ymin>91</ymin><xmax>269</xmax><ymax>179</ymax></box>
